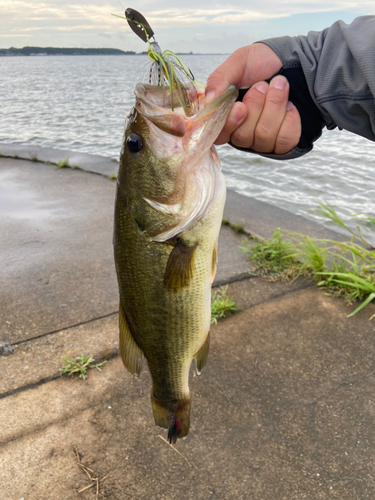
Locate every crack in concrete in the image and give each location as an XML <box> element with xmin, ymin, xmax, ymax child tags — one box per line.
<box><xmin>0</xmin><ymin>352</ymin><xmax>120</xmax><ymax>401</ymax></box>
<box><xmin>11</xmin><ymin>311</ymin><xmax>119</xmax><ymax>347</ymax></box>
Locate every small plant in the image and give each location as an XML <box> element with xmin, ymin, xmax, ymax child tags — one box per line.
<box><xmin>30</xmin><ymin>153</ymin><xmax>38</xmax><ymax>162</ymax></box>
<box><xmin>222</xmin><ymin>219</ymin><xmax>246</xmax><ymax>234</ymax></box>
<box><xmin>110</xmin><ymin>173</ymin><xmax>117</xmax><ymax>180</ymax></box>
<box><xmin>60</xmin><ymin>353</ymin><xmax>107</xmax><ymax>380</ymax></box>
<box><xmin>211</xmin><ymin>285</ymin><xmax>240</xmax><ymax>324</ymax></box>
<box><xmin>241</xmin><ymin>228</ymin><xmax>308</xmax><ymax>281</ymax></box>
<box><xmin>317</xmin><ymin>201</ymin><xmax>374</xmax><ymax>248</ymax></box>
<box><xmin>56</xmin><ymin>156</ymin><xmax>77</xmax><ymax>169</ymax></box>
<box><xmin>317</xmin><ymin>269</ymin><xmax>375</xmax><ymax>317</ymax></box>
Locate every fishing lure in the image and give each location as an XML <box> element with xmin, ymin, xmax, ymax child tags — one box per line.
<box><xmin>112</xmin><ymin>8</ymin><xmax>200</xmax><ymax>116</ymax></box>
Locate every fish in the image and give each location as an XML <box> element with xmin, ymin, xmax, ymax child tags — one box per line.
<box><xmin>113</xmin><ymin>80</ymin><xmax>238</xmax><ymax>442</ymax></box>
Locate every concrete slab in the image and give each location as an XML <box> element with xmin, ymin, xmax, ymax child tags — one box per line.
<box><xmin>0</xmin><ymin>157</ymin><xmax>118</xmax><ymax>344</ymax></box>
<box><xmin>0</xmin><ymin>277</ymin><xmax>311</xmax><ymax>399</ymax></box>
<box><xmin>1</xmin><ymin>147</ymin><xmax>374</xmax><ymax>500</ymax></box>
<box><xmin>1</xmin><ymin>285</ymin><xmax>374</xmax><ymax>500</ymax></box>
<box><xmin>0</xmin><ymin>157</ymin><xmax>252</xmax><ymax>345</ymax></box>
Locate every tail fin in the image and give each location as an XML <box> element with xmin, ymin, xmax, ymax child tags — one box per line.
<box><xmin>151</xmin><ymin>396</ymin><xmax>191</xmax><ymax>443</ymax></box>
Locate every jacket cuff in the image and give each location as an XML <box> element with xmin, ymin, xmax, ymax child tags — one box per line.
<box><xmin>229</xmin><ymin>142</ymin><xmax>313</xmax><ymax>161</ymax></box>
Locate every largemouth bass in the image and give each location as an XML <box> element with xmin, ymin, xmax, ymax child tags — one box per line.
<box><xmin>114</xmin><ymin>82</ymin><xmax>238</xmax><ymax>442</ymax></box>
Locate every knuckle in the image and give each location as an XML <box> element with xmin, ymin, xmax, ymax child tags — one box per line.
<box><xmin>254</xmin><ymin>123</ymin><xmax>271</xmax><ymax>143</ymax></box>
<box><xmin>266</xmin><ymin>92</ymin><xmax>287</xmax><ymax>107</ymax></box>
<box><xmin>243</xmin><ymin>88</ymin><xmax>266</xmax><ymax>108</ymax></box>
<box><xmin>231</xmin><ymin>127</ymin><xmax>253</xmax><ymax>148</ymax></box>
<box><xmin>275</xmin><ymin>135</ymin><xmax>294</xmax><ymax>153</ymax></box>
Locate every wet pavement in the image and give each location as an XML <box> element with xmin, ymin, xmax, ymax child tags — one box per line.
<box><xmin>1</xmin><ymin>150</ymin><xmax>374</xmax><ymax>500</ymax></box>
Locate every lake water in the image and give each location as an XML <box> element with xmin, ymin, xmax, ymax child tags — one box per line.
<box><xmin>1</xmin><ymin>54</ymin><xmax>374</xmax><ymax>243</ymax></box>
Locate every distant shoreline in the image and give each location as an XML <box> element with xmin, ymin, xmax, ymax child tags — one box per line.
<box><xmin>0</xmin><ymin>47</ymin><xmax>228</xmax><ymax>57</ymax></box>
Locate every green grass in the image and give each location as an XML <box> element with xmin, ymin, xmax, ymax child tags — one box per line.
<box><xmin>30</xmin><ymin>153</ymin><xmax>38</xmax><ymax>162</ymax></box>
<box><xmin>317</xmin><ymin>201</ymin><xmax>375</xmax><ymax>249</ymax></box>
<box><xmin>240</xmin><ymin>228</ymin><xmax>309</xmax><ymax>281</ymax></box>
<box><xmin>222</xmin><ymin>219</ymin><xmax>246</xmax><ymax>234</ymax></box>
<box><xmin>56</xmin><ymin>156</ymin><xmax>78</xmax><ymax>169</ymax></box>
<box><xmin>60</xmin><ymin>353</ymin><xmax>107</xmax><ymax>380</ymax></box>
<box><xmin>240</xmin><ymin>203</ymin><xmax>375</xmax><ymax>318</ymax></box>
<box><xmin>211</xmin><ymin>285</ymin><xmax>240</xmax><ymax>324</ymax></box>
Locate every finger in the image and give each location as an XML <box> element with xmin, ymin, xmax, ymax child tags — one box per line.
<box><xmin>273</xmin><ymin>102</ymin><xmax>302</xmax><ymax>154</ymax></box>
<box><xmin>205</xmin><ymin>43</ymin><xmax>283</xmax><ymax>104</ymax></box>
<box><xmin>214</xmin><ymin>102</ymin><xmax>247</xmax><ymax>145</ymax></box>
<box><xmin>230</xmin><ymin>81</ymin><xmax>268</xmax><ymax>149</ymax></box>
<box><xmin>253</xmin><ymin>75</ymin><xmax>290</xmax><ymax>153</ymax></box>
<box><xmin>206</xmin><ymin>47</ymin><xmax>249</xmax><ymax>104</ymax></box>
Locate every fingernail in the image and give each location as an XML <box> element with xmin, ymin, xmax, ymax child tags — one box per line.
<box><xmin>272</xmin><ymin>76</ymin><xmax>287</xmax><ymax>90</ymax></box>
<box><xmin>254</xmin><ymin>82</ymin><xmax>267</xmax><ymax>94</ymax></box>
<box><xmin>286</xmin><ymin>101</ymin><xmax>295</xmax><ymax>111</ymax></box>
<box><xmin>205</xmin><ymin>91</ymin><xmax>216</xmax><ymax>105</ymax></box>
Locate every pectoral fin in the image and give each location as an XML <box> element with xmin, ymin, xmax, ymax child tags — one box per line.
<box><xmin>119</xmin><ymin>303</ymin><xmax>144</xmax><ymax>376</ymax></box>
<box><xmin>163</xmin><ymin>239</ymin><xmax>197</xmax><ymax>291</ymax></box>
<box><xmin>195</xmin><ymin>332</ymin><xmax>210</xmax><ymax>375</ymax></box>
<box><xmin>211</xmin><ymin>240</ymin><xmax>218</xmax><ymax>283</ymax></box>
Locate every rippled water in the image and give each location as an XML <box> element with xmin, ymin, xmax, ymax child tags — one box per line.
<box><xmin>1</xmin><ymin>55</ymin><xmax>374</xmax><ymax>243</ymax></box>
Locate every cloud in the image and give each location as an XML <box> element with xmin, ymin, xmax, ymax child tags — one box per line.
<box><xmin>0</xmin><ymin>0</ymin><xmax>373</xmax><ymax>51</ymax></box>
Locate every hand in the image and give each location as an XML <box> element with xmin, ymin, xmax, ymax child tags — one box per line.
<box><xmin>206</xmin><ymin>43</ymin><xmax>301</xmax><ymax>155</ymax></box>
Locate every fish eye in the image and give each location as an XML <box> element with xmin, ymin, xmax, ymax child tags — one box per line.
<box><xmin>127</xmin><ymin>133</ymin><xmax>143</xmax><ymax>153</ymax></box>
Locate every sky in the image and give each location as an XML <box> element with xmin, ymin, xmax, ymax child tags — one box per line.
<box><xmin>0</xmin><ymin>1</ymin><xmax>373</xmax><ymax>54</ymax></box>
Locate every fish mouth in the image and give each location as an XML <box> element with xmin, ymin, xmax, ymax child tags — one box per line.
<box><xmin>134</xmin><ymin>83</ymin><xmax>238</xmax><ymax>139</ymax></box>
<box><xmin>134</xmin><ymin>82</ymin><xmax>205</xmax><ymax>117</ymax></box>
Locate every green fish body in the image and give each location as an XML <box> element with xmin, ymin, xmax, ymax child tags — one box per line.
<box><xmin>114</xmin><ymin>83</ymin><xmax>238</xmax><ymax>442</ymax></box>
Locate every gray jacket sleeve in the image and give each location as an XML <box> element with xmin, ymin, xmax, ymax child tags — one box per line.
<box><xmin>234</xmin><ymin>16</ymin><xmax>375</xmax><ymax>160</ymax></box>
<box><xmin>263</xmin><ymin>15</ymin><xmax>375</xmax><ymax>141</ymax></box>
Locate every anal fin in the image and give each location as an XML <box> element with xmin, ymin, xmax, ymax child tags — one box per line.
<box><xmin>194</xmin><ymin>332</ymin><xmax>210</xmax><ymax>375</ymax></box>
<box><xmin>163</xmin><ymin>239</ymin><xmax>197</xmax><ymax>291</ymax></box>
<box><xmin>119</xmin><ymin>303</ymin><xmax>144</xmax><ymax>376</ymax></box>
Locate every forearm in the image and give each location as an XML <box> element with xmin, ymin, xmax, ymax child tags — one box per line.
<box><xmin>261</xmin><ymin>16</ymin><xmax>375</xmax><ymax>142</ymax></box>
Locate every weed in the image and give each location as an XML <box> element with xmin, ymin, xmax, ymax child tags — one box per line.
<box><xmin>60</xmin><ymin>353</ymin><xmax>107</xmax><ymax>380</ymax></box>
<box><xmin>240</xmin><ymin>222</ymin><xmax>374</xmax><ymax>317</ymax></box>
<box><xmin>211</xmin><ymin>285</ymin><xmax>240</xmax><ymax>324</ymax></box>
<box><xmin>241</xmin><ymin>228</ymin><xmax>309</xmax><ymax>281</ymax></box>
<box><xmin>30</xmin><ymin>153</ymin><xmax>38</xmax><ymax>162</ymax></box>
<box><xmin>56</xmin><ymin>156</ymin><xmax>77</xmax><ymax>169</ymax></box>
<box><xmin>317</xmin><ymin>201</ymin><xmax>374</xmax><ymax>248</ymax></box>
<box><xmin>242</xmin><ymin>203</ymin><xmax>375</xmax><ymax>318</ymax></box>
<box><xmin>222</xmin><ymin>219</ymin><xmax>246</xmax><ymax>234</ymax></box>
<box><xmin>110</xmin><ymin>173</ymin><xmax>117</xmax><ymax>180</ymax></box>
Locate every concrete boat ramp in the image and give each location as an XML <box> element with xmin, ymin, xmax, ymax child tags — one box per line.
<box><xmin>1</xmin><ymin>148</ymin><xmax>374</xmax><ymax>499</ymax></box>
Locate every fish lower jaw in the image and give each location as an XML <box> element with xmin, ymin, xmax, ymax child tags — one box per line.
<box><xmin>151</xmin><ymin>395</ymin><xmax>190</xmax><ymax>443</ymax></box>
